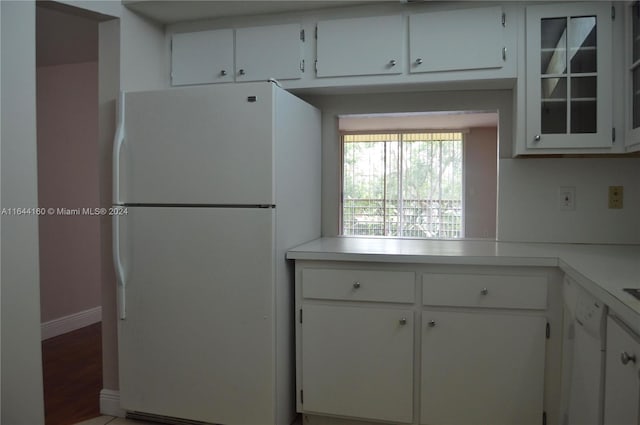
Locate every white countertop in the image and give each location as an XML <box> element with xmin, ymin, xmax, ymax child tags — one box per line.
<box><xmin>287</xmin><ymin>237</ymin><xmax>640</xmax><ymax>334</ymax></box>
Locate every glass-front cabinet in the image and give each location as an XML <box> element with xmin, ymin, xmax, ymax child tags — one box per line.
<box><xmin>627</xmin><ymin>1</ymin><xmax>640</xmax><ymax>150</ymax></box>
<box><xmin>526</xmin><ymin>3</ymin><xmax>613</xmax><ymax>149</ymax></box>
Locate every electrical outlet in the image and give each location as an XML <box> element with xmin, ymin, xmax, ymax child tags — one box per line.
<box><xmin>559</xmin><ymin>186</ymin><xmax>576</xmax><ymax>211</ymax></box>
<box><xmin>608</xmin><ymin>186</ymin><xmax>623</xmax><ymax>209</ymax></box>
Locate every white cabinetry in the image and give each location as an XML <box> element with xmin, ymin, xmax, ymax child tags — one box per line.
<box><xmin>421</xmin><ymin>312</ymin><xmax>546</xmax><ymax>425</ymax></box>
<box><xmin>409</xmin><ymin>6</ymin><xmax>505</xmax><ymax>74</ymax></box>
<box><xmin>315</xmin><ymin>15</ymin><xmax>404</xmax><ymax>78</ymax></box>
<box><xmin>295</xmin><ymin>263</ymin><xmax>556</xmax><ymax>425</ymax></box>
<box><xmin>171</xmin><ymin>29</ymin><xmax>234</xmax><ymax>86</ymax></box>
<box><xmin>420</xmin><ymin>273</ymin><xmax>547</xmax><ymax>425</ymax></box>
<box><xmin>171</xmin><ymin>23</ymin><xmax>303</xmax><ymax>86</ymax></box>
<box><xmin>301</xmin><ymin>305</ymin><xmax>414</xmax><ymax>423</ymax></box>
<box><xmin>525</xmin><ymin>2</ymin><xmax>613</xmax><ymax>150</ymax></box>
<box><xmin>235</xmin><ymin>23</ymin><xmax>303</xmax><ymax>82</ymax></box>
<box><xmin>298</xmin><ymin>268</ymin><xmax>415</xmax><ymax>423</ymax></box>
<box><xmin>604</xmin><ymin>316</ymin><xmax>640</xmax><ymax>424</ymax></box>
<box><xmin>626</xmin><ymin>1</ymin><xmax>640</xmax><ymax>151</ymax></box>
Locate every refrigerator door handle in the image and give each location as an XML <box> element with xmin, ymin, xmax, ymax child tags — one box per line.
<box><xmin>113</xmin><ymin>91</ymin><xmax>125</xmax><ymax>205</ymax></box>
<box><xmin>113</xmin><ymin>213</ymin><xmax>126</xmax><ymax>320</ymax></box>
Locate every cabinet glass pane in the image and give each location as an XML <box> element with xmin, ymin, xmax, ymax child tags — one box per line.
<box><xmin>571</xmin><ymin>76</ymin><xmax>596</xmax><ymax>98</ymax></box>
<box><xmin>569</xmin><ymin>16</ymin><xmax>597</xmax><ymax>73</ymax></box>
<box><xmin>541</xmin><ymin>18</ymin><xmax>567</xmax><ymax>75</ymax></box>
<box><xmin>633</xmin><ymin>2</ymin><xmax>640</xmax><ymax>63</ymax></box>
<box><xmin>634</xmin><ymin>68</ymin><xmax>640</xmax><ymax>128</ymax></box>
<box><xmin>542</xmin><ymin>77</ymin><xmax>567</xmax><ymax>134</ymax></box>
<box><xmin>570</xmin><ymin>77</ymin><xmax>597</xmax><ymax>133</ymax></box>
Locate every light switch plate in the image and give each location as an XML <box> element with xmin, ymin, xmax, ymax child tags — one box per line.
<box><xmin>608</xmin><ymin>186</ymin><xmax>623</xmax><ymax>209</ymax></box>
<box><xmin>559</xmin><ymin>186</ymin><xmax>576</xmax><ymax>211</ymax></box>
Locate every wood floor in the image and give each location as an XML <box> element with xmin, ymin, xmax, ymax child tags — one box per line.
<box><xmin>42</xmin><ymin>322</ymin><xmax>103</xmax><ymax>425</ymax></box>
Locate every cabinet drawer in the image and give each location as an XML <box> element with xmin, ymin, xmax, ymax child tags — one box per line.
<box><xmin>302</xmin><ymin>269</ymin><xmax>415</xmax><ymax>303</ymax></box>
<box><xmin>422</xmin><ymin>273</ymin><xmax>547</xmax><ymax>309</ymax></box>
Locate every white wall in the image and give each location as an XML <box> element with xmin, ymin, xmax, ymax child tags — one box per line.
<box><xmin>1</xmin><ymin>1</ymin><xmax>46</xmax><ymax>423</ymax></box>
<box><xmin>303</xmin><ymin>89</ymin><xmax>640</xmax><ymax>244</ymax></box>
<box><xmin>1</xmin><ymin>2</ymin><xmax>169</xmax><ymax>419</ymax></box>
<box><xmin>37</xmin><ymin>61</ymin><xmax>102</xmax><ymax>326</ymax></box>
<box><xmin>301</xmin><ymin>89</ymin><xmax>512</xmax><ymax>237</ymax></box>
<box><xmin>98</xmin><ymin>16</ymin><xmax>121</xmax><ymax>400</ymax></box>
<box><xmin>120</xmin><ymin>7</ymin><xmax>170</xmax><ymax>91</ymax></box>
<box><xmin>498</xmin><ymin>158</ymin><xmax>640</xmax><ymax>244</ymax></box>
<box><xmin>464</xmin><ymin>128</ymin><xmax>497</xmax><ymax>239</ymax></box>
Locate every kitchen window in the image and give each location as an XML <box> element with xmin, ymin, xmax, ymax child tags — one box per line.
<box><xmin>341</xmin><ymin>131</ymin><xmax>464</xmax><ymax>238</ymax></box>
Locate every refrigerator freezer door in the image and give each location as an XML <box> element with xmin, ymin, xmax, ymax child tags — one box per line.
<box><xmin>118</xmin><ymin>83</ymin><xmax>275</xmax><ymax>205</ymax></box>
<box><xmin>117</xmin><ymin>206</ymin><xmax>276</xmax><ymax>424</ymax></box>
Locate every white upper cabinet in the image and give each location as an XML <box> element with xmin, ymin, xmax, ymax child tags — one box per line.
<box><xmin>235</xmin><ymin>23</ymin><xmax>303</xmax><ymax>82</ymax></box>
<box><xmin>525</xmin><ymin>2</ymin><xmax>613</xmax><ymax>149</ymax></box>
<box><xmin>171</xmin><ymin>29</ymin><xmax>234</xmax><ymax>86</ymax></box>
<box><xmin>625</xmin><ymin>2</ymin><xmax>640</xmax><ymax>151</ymax></box>
<box><xmin>171</xmin><ymin>24</ymin><xmax>303</xmax><ymax>86</ymax></box>
<box><xmin>315</xmin><ymin>15</ymin><xmax>404</xmax><ymax>78</ymax></box>
<box><xmin>409</xmin><ymin>6</ymin><xmax>505</xmax><ymax>74</ymax></box>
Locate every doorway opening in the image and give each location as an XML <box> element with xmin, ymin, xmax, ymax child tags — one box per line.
<box><xmin>36</xmin><ymin>3</ymin><xmax>119</xmax><ymax>424</ymax></box>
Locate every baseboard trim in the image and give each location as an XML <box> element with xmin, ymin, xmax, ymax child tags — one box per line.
<box><xmin>41</xmin><ymin>306</ymin><xmax>102</xmax><ymax>340</ymax></box>
<box><xmin>100</xmin><ymin>389</ymin><xmax>125</xmax><ymax>417</ymax></box>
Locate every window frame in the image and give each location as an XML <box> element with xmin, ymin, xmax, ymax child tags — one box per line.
<box><xmin>339</xmin><ymin>129</ymin><xmax>466</xmax><ymax>239</ymax></box>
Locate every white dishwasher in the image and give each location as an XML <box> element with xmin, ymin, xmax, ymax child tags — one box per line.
<box><xmin>561</xmin><ymin>276</ymin><xmax>607</xmax><ymax>425</ymax></box>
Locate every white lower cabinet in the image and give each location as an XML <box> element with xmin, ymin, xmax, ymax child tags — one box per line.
<box><xmin>603</xmin><ymin>316</ymin><xmax>640</xmax><ymax>424</ymax></box>
<box><xmin>301</xmin><ymin>304</ymin><xmax>414</xmax><ymax>423</ymax></box>
<box><xmin>296</xmin><ymin>264</ymin><xmax>554</xmax><ymax>425</ymax></box>
<box><xmin>420</xmin><ymin>311</ymin><xmax>546</xmax><ymax>425</ymax></box>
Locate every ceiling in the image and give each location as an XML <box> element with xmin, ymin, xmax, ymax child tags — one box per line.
<box><xmin>123</xmin><ymin>0</ymin><xmax>388</xmax><ymax>24</ymax></box>
<box><xmin>339</xmin><ymin>111</ymin><xmax>499</xmax><ymax>131</ymax></box>
<box><xmin>36</xmin><ymin>5</ymin><xmax>98</xmax><ymax>67</ymax></box>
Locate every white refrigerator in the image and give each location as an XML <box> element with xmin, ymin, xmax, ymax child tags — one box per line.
<box><xmin>112</xmin><ymin>82</ymin><xmax>321</xmax><ymax>425</ymax></box>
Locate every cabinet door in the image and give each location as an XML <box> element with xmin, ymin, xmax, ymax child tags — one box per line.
<box><xmin>316</xmin><ymin>15</ymin><xmax>403</xmax><ymax>78</ymax></box>
<box><xmin>236</xmin><ymin>23</ymin><xmax>303</xmax><ymax>82</ymax></box>
<box><xmin>603</xmin><ymin>317</ymin><xmax>640</xmax><ymax>424</ymax></box>
<box><xmin>301</xmin><ymin>305</ymin><xmax>413</xmax><ymax>423</ymax></box>
<box><xmin>421</xmin><ymin>311</ymin><xmax>546</xmax><ymax>425</ymax></box>
<box><xmin>525</xmin><ymin>3</ymin><xmax>613</xmax><ymax>149</ymax></box>
<box><xmin>626</xmin><ymin>1</ymin><xmax>640</xmax><ymax>150</ymax></box>
<box><xmin>171</xmin><ymin>29</ymin><xmax>234</xmax><ymax>86</ymax></box>
<box><xmin>409</xmin><ymin>6</ymin><xmax>504</xmax><ymax>73</ymax></box>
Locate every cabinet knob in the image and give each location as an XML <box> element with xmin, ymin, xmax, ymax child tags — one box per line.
<box><xmin>480</xmin><ymin>287</ymin><xmax>489</xmax><ymax>295</ymax></box>
<box><xmin>353</xmin><ymin>281</ymin><xmax>361</xmax><ymax>289</ymax></box>
<box><xmin>534</xmin><ymin>134</ymin><xmax>541</xmax><ymax>142</ymax></box>
<box><xmin>427</xmin><ymin>320</ymin><xmax>436</xmax><ymax>328</ymax></box>
<box><xmin>238</xmin><ymin>69</ymin><xmax>246</xmax><ymax>76</ymax></box>
<box><xmin>220</xmin><ymin>70</ymin><xmax>227</xmax><ymax>76</ymax></box>
<box><xmin>389</xmin><ymin>59</ymin><xmax>397</xmax><ymax>67</ymax></box>
<box><xmin>415</xmin><ymin>58</ymin><xmax>423</xmax><ymax>65</ymax></box>
<box><xmin>621</xmin><ymin>351</ymin><xmax>637</xmax><ymax>365</ymax></box>
<box><xmin>399</xmin><ymin>318</ymin><xmax>407</xmax><ymax>325</ymax></box>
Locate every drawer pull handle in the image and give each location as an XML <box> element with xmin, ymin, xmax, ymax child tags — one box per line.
<box><xmin>480</xmin><ymin>288</ymin><xmax>489</xmax><ymax>295</ymax></box>
<box><xmin>389</xmin><ymin>59</ymin><xmax>397</xmax><ymax>67</ymax></box>
<box><xmin>621</xmin><ymin>351</ymin><xmax>637</xmax><ymax>365</ymax></box>
<box><xmin>427</xmin><ymin>320</ymin><xmax>436</xmax><ymax>328</ymax></box>
<box><xmin>399</xmin><ymin>318</ymin><xmax>407</xmax><ymax>325</ymax></box>
<box><xmin>353</xmin><ymin>281</ymin><xmax>361</xmax><ymax>289</ymax></box>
